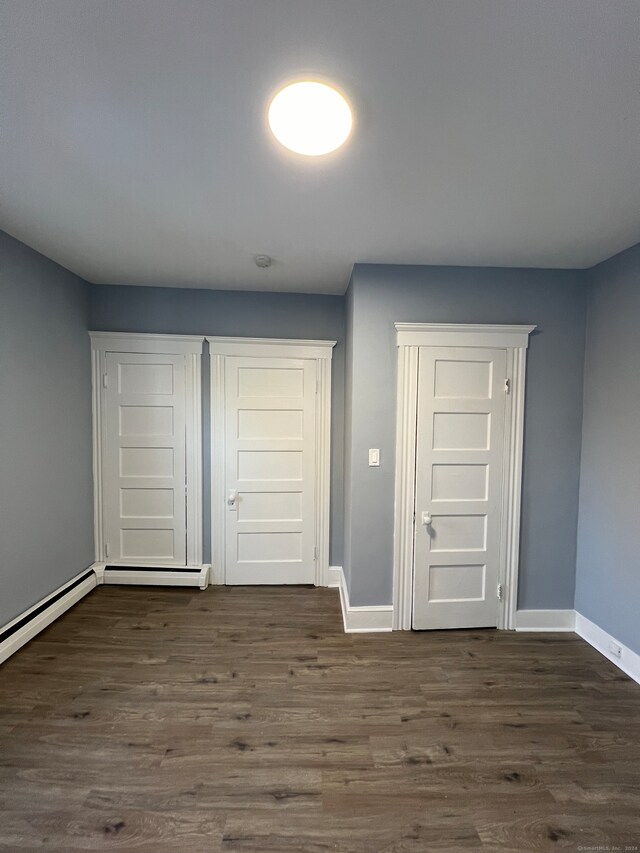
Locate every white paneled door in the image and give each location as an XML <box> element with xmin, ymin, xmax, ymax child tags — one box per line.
<box><xmin>224</xmin><ymin>356</ymin><xmax>317</xmax><ymax>584</ymax></box>
<box><xmin>413</xmin><ymin>347</ymin><xmax>507</xmax><ymax>629</ymax></box>
<box><xmin>102</xmin><ymin>352</ymin><xmax>187</xmax><ymax>564</ymax></box>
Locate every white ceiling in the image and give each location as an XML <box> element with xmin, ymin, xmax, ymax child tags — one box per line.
<box><xmin>2</xmin><ymin>1</ymin><xmax>639</xmax><ymax>294</ymax></box>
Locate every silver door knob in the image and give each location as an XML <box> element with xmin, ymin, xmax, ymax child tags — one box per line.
<box><xmin>422</xmin><ymin>511</ymin><xmax>433</xmax><ymax>527</ymax></box>
<box><xmin>227</xmin><ymin>489</ymin><xmax>238</xmax><ymax>507</ymax></box>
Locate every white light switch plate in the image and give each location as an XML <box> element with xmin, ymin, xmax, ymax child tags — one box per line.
<box><xmin>369</xmin><ymin>448</ymin><xmax>380</xmax><ymax>466</ymax></box>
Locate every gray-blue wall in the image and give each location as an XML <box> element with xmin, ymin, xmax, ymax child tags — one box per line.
<box><xmin>88</xmin><ymin>284</ymin><xmax>346</xmax><ymax>566</ymax></box>
<box><xmin>4</xmin><ymin>230</ymin><xmax>637</xmax><ymax>645</ymax></box>
<box><xmin>575</xmin><ymin>242</ymin><xmax>640</xmax><ymax>655</ymax></box>
<box><xmin>344</xmin><ymin>264</ymin><xmax>588</xmax><ymax>608</ymax></box>
<box><xmin>0</xmin><ymin>231</ymin><xmax>94</xmax><ymax>625</ymax></box>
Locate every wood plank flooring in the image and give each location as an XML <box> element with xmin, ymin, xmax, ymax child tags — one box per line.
<box><xmin>0</xmin><ymin>585</ymin><xmax>639</xmax><ymax>852</ymax></box>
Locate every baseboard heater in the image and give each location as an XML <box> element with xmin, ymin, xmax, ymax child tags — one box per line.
<box><xmin>94</xmin><ymin>563</ymin><xmax>210</xmax><ymax>589</ymax></box>
<box><xmin>0</xmin><ymin>568</ymin><xmax>97</xmax><ymax>665</ymax></box>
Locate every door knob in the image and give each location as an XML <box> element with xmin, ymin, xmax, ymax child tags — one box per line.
<box><xmin>422</xmin><ymin>511</ymin><xmax>433</xmax><ymax>527</ymax></box>
<box><xmin>227</xmin><ymin>489</ymin><xmax>238</xmax><ymax>509</ymax></box>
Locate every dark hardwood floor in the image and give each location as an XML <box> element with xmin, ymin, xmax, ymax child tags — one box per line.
<box><xmin>0</xmin><ymin>586</ymin><xmax>638</xmax><ymax>852</ymax></box>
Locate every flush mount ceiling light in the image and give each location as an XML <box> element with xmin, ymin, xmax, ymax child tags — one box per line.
<box><xmin>268</xmin><ymin>81</ymin><xmax>353</xmax><ymax>156</ymax></box>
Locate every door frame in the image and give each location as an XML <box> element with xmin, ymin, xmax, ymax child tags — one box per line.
<box><xmin>207</xmin><ymin>336</ymin><xmax>336</xmax><ymax>587</ymax></box>
<box><xmin>89</xmin><ymin>332</ymin><xmax>205</xmax><ymax>567</ymax></box>
<box><xmin>392</xmin><ymin>323</ymin><xmax>536</xmax><ymax>631</ymax></box>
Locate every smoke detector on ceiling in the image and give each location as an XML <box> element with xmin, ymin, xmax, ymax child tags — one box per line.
<box><xmin>254</xmin><ymin>254</ymin><xmax>272</xmax><ymax>268</ymax></box>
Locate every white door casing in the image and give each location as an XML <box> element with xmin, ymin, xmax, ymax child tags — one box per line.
<box><xmin>413</xmin><ymin>347</ymin><xmax>507</xmax><ymax>629</ymax></box>
<box><xmin>393</xmin><ymin>323</ymin><xmax>535</xmax><ymax>631</ymax></box>
<box><xmin>90</xmin><ymin>333</ymin><xmax>204</xmax><ymax>567</ymax></box>
<box><xmin>208</xmin><ymin>337</ymin><xmax>335</xmax><ymax>587</ymax></box>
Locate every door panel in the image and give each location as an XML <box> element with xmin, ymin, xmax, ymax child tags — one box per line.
<box><xmin>429</xmin><ymin>514</ymin><xmax>487</xmax><ymax>552</ymax></box>
<box><xmin>237</xmin><ymin>449</ymin><xmax>303</xmax><ymax>481</ymax></box>
<box><xmin>103</xmin><ymin>352</ymin><xmax>187</xmax><ymax>564</ymax></box>
<box><xmin>119</xmin><ymin>405</ymin><xmax>174</xmax><ymax>436</ymax></box>
<box><xmin>413</xmin><ymin>347</ymin><xmax>507</xmax><ymax>629</ymax></box>
<box><xmin>431</xmin><ymin>464</ymin><xmax>488</xmax><ymax>501</ymax></box>
<box><xmin>428</xmin><ymin>563</ymin><xmax>486</xmax><ymax>601</ymax></box>
<box><xmin>432</xmin><ymin>412</ymin><xmax>490</xmax><ymax>450</ymax></box>
<box><xmin>224</xmin><ymin>356</ymin><xmax>316</xmax><ymax>584</ymax></box>
<box><xmin>120</xmin><ymin>528</ymin><xmax>175</xmax><ymax>560</ymax></box>
<box><xmin>238</xmin><ymin>492</ymin><xmax>302</xmax><ymax>522</ymax></box>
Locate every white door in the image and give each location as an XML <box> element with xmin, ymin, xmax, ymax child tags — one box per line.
<box><xmin>224</xmin><ymin>356</ymin><xmax>317</xmax><ymax>584</ymax></box>
<box><xmin>412</xmin><ymin>347</ymin><xmax>507</xmax><ymax>629</ymax></box>
<box><xmin>102</xmin><ymin>352</ymin><xmax>187</xmax><ymax>564</ymax></box>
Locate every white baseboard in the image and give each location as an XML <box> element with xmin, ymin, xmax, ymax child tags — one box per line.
<box><xmin>575</xmin><ymin>612</ymin><xmax>640</xmax><ymax>686</ymax></box>
<box><xmin>94</xmin><ymin>562</ymin><xmax>210</xmax><ymax>590</ymax></box>
<box><xmin>515</xmin><ymin>609</ymin><xmax>639</xmax><ymax>685</ymax></box>
<box><xmin>328</xmin><ymin>565</ymin><xmax>343</xmax><ymax>589</ymax></box>
<box><xmin>515</xmin><ymin>609</ymin><xmax>576</xmax><ymax>631</ymax></box>
<box><xmin>0</xmin><ymin>567</ymin><xmax>97</xmax><ymax>665</ymax></box>
<box><xmin>331</xmin><ymin>566</ymin><xmax>393</xmax><ymax>633</ymax></box>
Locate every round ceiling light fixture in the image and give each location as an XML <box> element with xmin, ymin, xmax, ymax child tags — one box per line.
<box><xmin>268</xmin><ymin>80</ymin><xmax>353</xmax><ymax>156</ymax></box>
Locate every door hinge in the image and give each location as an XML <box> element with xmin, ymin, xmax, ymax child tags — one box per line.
<box><xmin>104</xmin><ymin>542</ymin><xmax>110</xmax><ymax>559</ymax></box>
<box><xmin>313</xmin><ymin>546</ymin><xmax>319</xmax><ymax>561</ymax></box>
<box><xmin>497</xmin><ymin>583</ymin><xmax>503</xmax><ymax>602</ymax></box>
<box><xmin>102</xmin><ymin>373</ymin><xmax>108</xmax><ymax>388</ymax></box>
<box><xmin>504</xmin><ymin>378</ymin><xmax>510</xmax><ymax>394</ymax></box>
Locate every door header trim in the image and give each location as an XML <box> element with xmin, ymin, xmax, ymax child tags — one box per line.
<box><xmin>207</xmin><ymin>336</ymin><xmax>336</xmax><ymax>360</ymax></box>
<box><xmin>90</xmin><ymin>332</ymin><xmax>204</xmax><ymax>355</ymax></box>
<box><xmin>395</xmin><ymin>323</ymin><xmax>536</xmax><ymax>349</ymax></box>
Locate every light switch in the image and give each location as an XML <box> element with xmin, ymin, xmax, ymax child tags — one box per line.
<box><xmin>369</xmin><ymin>448</ymin><xmax>380</xmax><ymax>467</ymax></box>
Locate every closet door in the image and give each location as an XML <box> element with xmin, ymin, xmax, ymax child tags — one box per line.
<box><xmin>102</xmin><ymin>352</ymin><xmax>187</xmax><ymax>564</ymax></box>
<box><xmin>223</xmin><ymin>356</ymin><xmax>317</xmax><ymax>584</ymax></box>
